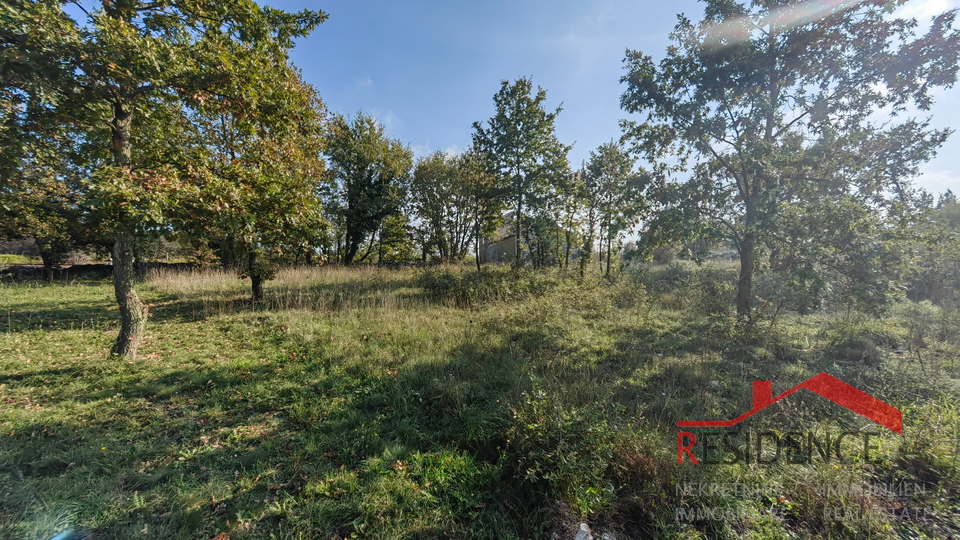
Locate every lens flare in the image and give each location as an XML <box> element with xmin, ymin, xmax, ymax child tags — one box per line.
<box><xmin>702</xmin><ymin>0</ymin><xmax>863</xmax><ymax>48</ymax></box>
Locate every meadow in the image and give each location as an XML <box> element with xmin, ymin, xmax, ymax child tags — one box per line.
<box><xmin>1</xmin><ymin>264</ymin><xmax>959</xmax><ymax>539</ymax></box>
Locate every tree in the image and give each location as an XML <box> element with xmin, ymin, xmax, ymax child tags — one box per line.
<box><xmin>553</xmin><ymin>168</ymin><xmax>585</xmax><ymax>273</ymax></box>
<box><xmin>326</xmin><ymin>112</ymin><xmax>413</xmax><ymax>265</ymax></box>
<box><xmin>620</xmin><ymin>0</ymin><xmax>960</xmax><ymax>318</ymax></box>
<box><xmin>410</xmin><ymin>151</ymin><xmax>473</xmax><ymax>263</ymax></box>
<box><xmin>0</xmin><ymin>14</ymin><xmax>105</xmax><ymax>281</ymax></box>
<box><xmin>903</xmin><ymin>195</ymin><xmax>960</xmax><ymax>306</ymax></box>
<box><xmin>457</xmin><ymin>150</ymin><xmax>503</xmax><ymax>272</ymax></box>
<box><xmin>176</xmin><ymin>73</ymin><xmax>328</xmax><ymax>302</ymax></box>
<box><xmin>376</xmin><ymin>212</ymin><xmax>413</xmax><ymax>263</ymax></box>
<box><xmin>0</xmin><ymin>122</ymin><xmax>90</xmax><ymax>281</ymax></box>
<box><xmin>580</xmin><ymin>141</ymin><xmax>646</xmax><ymax>277</ymax></box>
<box><xmin>472</xmin><ymin>77</ymin><xmax>570</xmax><ymax>267</ymax></box>
<box><xmin>1</xmin><ymin>0</ymin><xmax>327</xmax><ymax>357</ymax></box>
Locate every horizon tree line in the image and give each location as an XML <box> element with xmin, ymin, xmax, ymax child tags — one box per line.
<box><xmin>2</xmin><ymin>0</ymin><xmax>959</xmax><ymax>360</ymax></box>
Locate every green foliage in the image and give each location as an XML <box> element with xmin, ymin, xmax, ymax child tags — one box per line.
<box><xmin>326</xmin><ymin>112</ymin><xmax>413</xmax><ymax>264</ymax></box>
<box><xmin>507</xmin><ymin>388</ymin><xmax>619</xmax><ymax>516</ymax></box>
<box><xmin>236</xmin><ymin>250</ymin><xmax>277</xmax><ymax>281</ymax></box>
<box><xmin>692</xmin><ymin>270</ymin><xmax>735</xmax><ymax>326</ymax></box>
<box><xmin>473</xmin><ymin>77</ymin><xmax>570</xmax><ymax>266</ymax></box>
<box><xmin>416</xmin><ymin>266</ymin><xmax>560</xmax><ymax>307</ymax></box>
<box><xmin>410</xmin><ymin>151</ymin><xmax>474</xmax><ymax>262</ymax></box>
<box><xmin>895</xmin><ymin>301</ymin><xmax>941</xmax><ymax>350</ymax></box>
<box><xmin>376</xmin><ymin>212</ymin><xmax>413</xmax><ymax>263</ymax></box>
<box><xmin>905</xmin><ymin>201</ymin><xmax>960</xmax><ymax>306</ymax></box>
<box><xmin>621</xmin><ymin>0</ymin><xmax>960</xmax><ymax>317</ymax></box>
<box><xmin>173</xmin><ymin>73</ymin><xmax>329</xmax><ymax>298</ymax></box>
<box><xmin>1</xmin><ymin>0</ymin><xmax>329</xmax><ymax>356</ymax></box>
<box><xmin>0</xmin><ymin>254</ymin><xmax>37</xmax><ymax>264</ymax></box>
<box><xmin>579</xmin><ymin>141</ymin><xmax>648</xmax><ymax>276</ymax></box>
<box><xmin>897</xmin><ymin>398</ymin><xmax>960</xmax><ymax>492</ymax></box>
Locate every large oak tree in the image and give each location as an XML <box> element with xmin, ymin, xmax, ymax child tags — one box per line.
<box><xmin>620</xmin><ymin>0</ymin><xmax>960</xmax><ymax>318</ymax></box>
<box><xmin>1</xmin><ymin>0</ymin><xmax>326</xmax><ymax>357</ymax></box>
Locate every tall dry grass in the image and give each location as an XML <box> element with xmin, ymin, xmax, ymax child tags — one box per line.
<box><xmin>146</xmin><ymin>265</ymin><xmax>423</xmax><ymax>316</ymax></box>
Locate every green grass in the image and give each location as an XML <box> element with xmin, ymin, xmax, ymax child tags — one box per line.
<box><xmin>1</xmin><ymin>264</ymin><xmax>959</xmax><ymax>539</ymax></box>
<box><xmin>0</xmin><ymin>254</ymin><xmax>40</xmax><ymax>265</ymax></box>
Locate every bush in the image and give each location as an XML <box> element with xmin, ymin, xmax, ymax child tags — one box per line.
<box><xmin>608</xmin><ymin>276</ymin><xmax>650</xmax><ymax>310</ymax></box>
<box><xmin>416</xmin><ymin>266</ymin><xmax>559</xmax><ymax>307</ymax></box>
<box><xmin>829</xmin><ymin>335</ymin><xmax>879</xmax><ymax>365</ymax></box>
<box><xmin>691</xmin><ymin>269</ymin><xmax>735</xmax><ymax>320</ymax></box>
<box><xmin>641</xmin><ymin>261</ymin><xmax>692</xmax><ymax>295</ymax></box>
<box><xmin>505</xmin><ymin>389</ymin><xmax>620</xmax><ymax>516</ymax></box>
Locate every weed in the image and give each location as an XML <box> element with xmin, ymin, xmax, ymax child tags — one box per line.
<box><xmin>506</xmin><ymin>388</ymin><xmax>620</xmax><ymax>516</ymax></box>
<box><xmin>1</xmin><ymin>264</ymin><xmax>959</xmax><ymax>538</ymax></box>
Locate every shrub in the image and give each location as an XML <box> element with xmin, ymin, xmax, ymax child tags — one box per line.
<box><xmin>829</xmin><ymin>335</ymin><xmax>879</xmax><ymax>365</ymax></box>
<box><xmin>416</xmin><ymin>266</ymin><xmax>559</xmax><ymax>307</ymax></box>
<box><xmin>691</xmin><ymin>269</ymin><xmax>735</xmax><ymax>321</ymax></box>
<box><xmin>505</xmin><ymin>389</ymin><xmax>620</xmax><ymax>516</ymax></box>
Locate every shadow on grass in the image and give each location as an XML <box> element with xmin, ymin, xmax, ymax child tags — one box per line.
<box><xmin>2</xmin><ymin>279</ymin><xmax>413</xmax><ymax>336</ymax></box>
<box><xmin>0</xmin><ymin>317</ymin><xmax>556</xmax><ymax>539</ymax></box>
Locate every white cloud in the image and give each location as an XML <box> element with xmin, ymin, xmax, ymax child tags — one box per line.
<box><xmin>370</xmin><ymin>109</ymin><xmax>402</xmax><ymax>131</ymax></box>
<box><xmin>915</xmin><ymin>168</ymin><xmax>958</xmax><ymax>196</ymax></box>
<box><xmin>896</xmin><ymin>0</ymin><xmax>954</xmax><ymax>21</ymax></box>
<box><xmin>357</xmin><ymin>75</ymin><xmax>374</xmax><ymax>88</ymax></box>
<box><xmin>409</xmin><ymin>143</ymin><xmax>462</xmax><ymax>159</ymax></box>
<box><xmin>411</xmin><ymin>142</ymin><xmax>433</xmax><ymax>158</ymax></box>
<box><xmin>443</xmin><ymin>144</ymin><xmax>461</xmax><ymax>157</ymax></box>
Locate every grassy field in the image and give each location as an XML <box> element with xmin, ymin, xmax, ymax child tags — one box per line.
<box><xmin>1</xmin><ymin>264</ymin><xmax>959</xmax><ymax>539</ymax></box>
<box><xmin>0</xmin><ymin>255</ymin><xmax>41</xmax><ymax>265</ymax></box>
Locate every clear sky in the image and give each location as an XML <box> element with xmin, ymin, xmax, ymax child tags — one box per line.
<box><xmin>270</xmin><ymin>0</ymin><xmax>958</xmax><ymax>195</ymax></box>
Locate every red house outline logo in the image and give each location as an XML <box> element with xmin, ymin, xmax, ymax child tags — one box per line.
<box><xmin>678</xmin><ymin>372</ymin><xmax>902</xmax><ymax>434</ymax></box>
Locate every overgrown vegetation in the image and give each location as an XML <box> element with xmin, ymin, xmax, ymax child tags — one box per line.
<box><xmin>2</xmin><ymin>264</ymin><xmax>958</xmax><ymax>539</ymax></box>
<box><xmin>3</xmin><ymin>0</ymin><xmax>960</xmax><ymax>538</ymax></box>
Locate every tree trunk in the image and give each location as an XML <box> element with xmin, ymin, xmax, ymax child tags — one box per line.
<box><xmin>249</xmin><ymin>251</ymin><xmax>264</xmax><ymax>302</ymax></box>
<box><xmin>475</xmin><ymin>235</ymin><xmax>482</xmax><ymax>272</ymax></box>
<box><xmin>112</xmin><ymin>225</ymin><xmax>147</xmax><ymax>358</ymax></box>
<box><xmin>598</xmin><ymin>224</ymin><xmax>605</xmax><ymax>277</ymax></box>
<box><xmin>39</xmin><ymin>250</ymin><xmax>54</xmax><ymax>283</ymax></box>
<box><xmin>439</xmin><ymin>234</ymin><xmax>449</xmax><ymax>264</ymax></box>
<box><xmin>343</xmin><ymin>219</ymin><xmax>363</xmax><ymax>264</ymax></box>
<box><xmin>377</xmin><ymin>225</ymin><xmax>384</xmax><ymax>263</ymax></box>
<box><xmin>474</xmin><ymin>212</ymin><xmax>482</xmax><ymax>272</ymax></box>
<box><xmin>110</xmin><ymin>99</ymin><xmax>147</xmax><ymax>359</ymax></box>
<box><xmin>736</xmin><ymin>231</ymin><xmax>755</xmax><ymax>319</ymax></box>
<box><xmin>579</xmin><ymin>211</ymin><xmax>595</xmax><ymax>279</ymax></box>
<box><xmin>605</xmin><ymin>232</ymin><xmax>612</xmax><ymax>277</ymax></box>
<box><xmin>514</xmin><ymin>198</ymin><xmax>523</xmax><ymax>268</ymax></box>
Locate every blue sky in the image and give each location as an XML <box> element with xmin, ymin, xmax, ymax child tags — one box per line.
<box><xmin>261</xmin><ymin>0</ymin><xmax>959</xmax><ymax>196</ymax></box>
<box><xmin>58</xmin><ymin>0</ymin><xmax>957</xmax><ymax>194</ymax></box>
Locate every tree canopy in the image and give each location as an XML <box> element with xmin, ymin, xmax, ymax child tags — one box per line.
<box><xmin>326</xmin><ymin>112</ymin><xmax>413</xmax><ymax>265</ymax></box>
<box><xmin>1</xmin><ymin>0</ymin><xmax>327</xmax><ymax>357</ymax></box>
<box><xmin>620</xmin><ymin>0</ymin><xmax>960</xmax><ymax>317</ymax></box>
<box><xmin>472</xmin><ymin>77</ymin><xmax>570</xmax><ymax>267</ymax></box>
